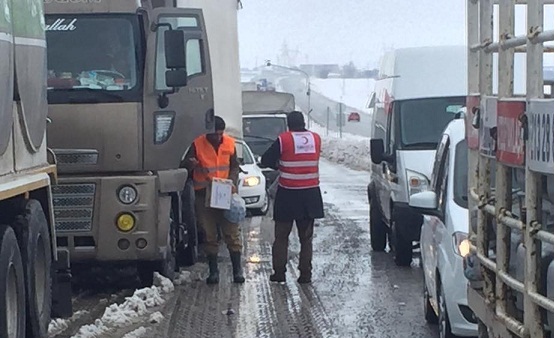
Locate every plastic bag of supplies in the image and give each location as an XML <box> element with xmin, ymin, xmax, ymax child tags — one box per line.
<box><xmin>223</xmin><ymin>193</ymin><xmax>246</xmax><ymax>223</ymax></box>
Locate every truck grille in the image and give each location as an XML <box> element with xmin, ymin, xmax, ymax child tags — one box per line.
<box><xmin>53</xmin><ymin>149</ymin><xmax>99</xmax><ymax>165</ymax></box>
<box><xmin>52</xmin><ymin>184</ymin><xmax>96</xmax><ymax>232</ymax></box>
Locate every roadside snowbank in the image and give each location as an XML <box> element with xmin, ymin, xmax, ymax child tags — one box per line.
<box><xmin>71</xmin><ymin>273</ymin><xmax>171</xmax><ymax>338</ymax></box>
<box><xmin>307</xmin><ymin>116</ymin><xmax>372</xmax><ymax>172</ymax></box>
<box><xmin>311</xmin><ymin>78</ymin><xmax>375</xmax><ymax>113</ymax></box>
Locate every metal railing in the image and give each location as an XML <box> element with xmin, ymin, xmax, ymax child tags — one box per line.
<box><xmin>466</xmin><ymin>0</ymin><xmax>554</xmax><ymax>337</ymax></box>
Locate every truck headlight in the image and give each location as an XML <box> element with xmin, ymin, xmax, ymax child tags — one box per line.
<box><xmin>453</xmin><ymin>232</ymin><xmax>470</xmax><ymax>257</ymax></box>
<box><xmin>243</xmin><ymin>176</ymin><xmax>260</xmax><ymax>187</ymax></box>
<box><xmin>406</xmin><ymin>170</ymin><xmax>429</xmax><ymax>196</ymax></box>
<box><xmin>154</xmin><ymin>112</ymin><xmax>175</xmax><ymax>144</ymax></box>
<box><xmin>118</xmin><ymin>185</ymin><xmax>137</xmax><ymax>204</ymax></box>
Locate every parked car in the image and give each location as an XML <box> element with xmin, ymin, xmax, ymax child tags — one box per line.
<box><xmin>367</xmin><ymin>45</ymin><xmax>467</xmax><ymax>266</ymax></box>
<box><xmin>236</xmin><ymin>139</ymin><xmax>269</xmax><ymax>216</ymax></box>
<box><xmin>408</xmin><ymin>117</ymin><xmax>478</xmax><ymax>338</ymax></box>
<box><xmin>348</xmin><ymin>112</ymin><xmax>361</xmax><ymax>122</ymax></box>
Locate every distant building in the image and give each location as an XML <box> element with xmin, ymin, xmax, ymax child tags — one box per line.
<box><xmin>299</xmin><ymin>64</ymin><xmax>341</xmax><ymax>78</ymax></box>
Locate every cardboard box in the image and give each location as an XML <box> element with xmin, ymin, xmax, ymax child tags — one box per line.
<box><xmin>205</xmin><ymin>178</ymin><xmax>233</xmax><ymax>210</ymax></box>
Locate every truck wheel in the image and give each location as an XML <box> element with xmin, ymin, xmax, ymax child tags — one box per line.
<box><xmin>369</xmin><ymin>200</ymin><xmax>387</xmax><ymax>251</ymax></box>
<box><xmin>392</xmin><ymin>220</ymin><xmax>412</xmax><ymax>267</ymax></box>
<box><xmin>138</xmin><ymin>216</ymin><xmax>176</xmax><ymax>286</ymax></box>
<box><xmin>14</xmin><ymin>200</ymin><xmax>52</xmax><ymax>338</ymax></box>
<box><xmin>0</xmin><ymin>225</ymin><xmax>26</xmax><ymax>338</ymax></box>
<box><xmin>180</xmin><ymin>180</ymin><xmax>198</xmax><ymax>266</ymax></box>
<box><xmin>251</xmin><ymin>191</ymin><xmax>269</xmax><ymax>216</ymax></box>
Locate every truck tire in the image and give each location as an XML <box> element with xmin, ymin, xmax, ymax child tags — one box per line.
<box><xmin>0</xmin><ymin>225</ymin><xmax>26</xmax><ymax>338</ymax></box>
<box><xmin>180</xmin><ymin>179</ymin><xmax>198</xmax><ymax>266</ymax></box>
<box><xmin>369</xmin><ymin>200</ymin><xmax>387</xmax><ymax>251</ymax></box>
<box><xmin>14</xmin><ymin>200</ymin><xmax>52</xmax><ymax>338</ymax></box>
<box><xmin>138</xmin><ymin>214</ymin><xmax>177</xmax><ymax>286</ymax></box>
<box><xmin>392</xmin><ymin>218</ymin><xmax>412</xmax><ymax>267</ymax></box>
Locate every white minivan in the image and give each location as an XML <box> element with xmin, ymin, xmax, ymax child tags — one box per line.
<box><xmin>367</xmin><ymin>46</ymin><xmax>467</xmax><ymax>266</ymax></box>
<box><xmin>409</xmin><ymin>117</ymin><xmax>477</xmax><ymax>337</ymax></box>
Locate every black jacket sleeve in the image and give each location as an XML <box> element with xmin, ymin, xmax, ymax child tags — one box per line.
<box><xmin>260</xmin><ymin>139</ymin><xmax>281</xmax><ymax>170</ymax></box>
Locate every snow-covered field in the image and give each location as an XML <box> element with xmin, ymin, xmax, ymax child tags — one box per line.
<box><xmin>311</xmin><ymin>78</ymin><xmax>375</xmax><ymax>113</ymax></box>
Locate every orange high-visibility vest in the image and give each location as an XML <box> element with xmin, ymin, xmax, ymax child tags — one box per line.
<box><xmin>192</xmin><ymin>134</ymin><xmax>236</xmax><ymax>190</ymax></box>
<box><xmin>278</xmin><ymin>131</ymin><xmax>321</xmax><ymax>189</ymax></box>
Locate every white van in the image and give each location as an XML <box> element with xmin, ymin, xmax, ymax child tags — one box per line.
<box><xmin>367</xmin><ymin>46</ymin><xmax>467</xmax><ymax>266</ymax></box>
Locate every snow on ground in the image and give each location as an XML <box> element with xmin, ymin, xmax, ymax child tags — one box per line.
<box><xmin>48</xmin><ymin>310</ymin><xmax>89</xmax><ymax>337</ymax></box>
<box><xmin>65</xmin><ymin>271</ymin><xmax>196</xmax><ymax>338</ymax></box>
<box><xmin>311</xmin><ymin>78</ymin><xmax>375</xmax><ymax>113</ymax></box>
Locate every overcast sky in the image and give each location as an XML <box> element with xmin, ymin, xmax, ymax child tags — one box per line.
<box><xmin>237</xmin><ymin>1</ymin><xmax>554</xmax><ymax>69</ymax></box>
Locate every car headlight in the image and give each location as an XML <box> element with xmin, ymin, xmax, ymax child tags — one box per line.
<box><xmin>243</xmin><ymin>176</ymin><xmax>260</xmax><ymax>187</ymax></box>
<box><xmin>118</xmin><ymin>185</ymin><xmax>138</xmax><ymax>204</ymax></box>
<box><xmin>453</xmin><ymin>232</ymin><xmax>470</xmax><ymax>257</ymax></box>
<box><xmin>406</xmin><ymin>170</ymin><xmax>429</xmax><ymax>196</ymax></box>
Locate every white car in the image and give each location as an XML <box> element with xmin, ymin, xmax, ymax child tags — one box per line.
<box><xmin>236</xmin><ymin>139</ymin><xmax>269</xmax><ymax>216</ymax></box>
<box><xmin>408</xmin><ymin>117</ymin><xmax>478</xmax><ymax>338</ymax></box>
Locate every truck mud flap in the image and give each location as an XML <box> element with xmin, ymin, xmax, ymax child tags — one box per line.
<box><xmin>51</xmin><ymin>248</ymin><xmax>73</xmax><ymax>318</ymax></box>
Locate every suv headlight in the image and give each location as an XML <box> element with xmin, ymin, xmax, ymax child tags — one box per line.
<box><xmin>406</xmin><ymin>170</ymin><xmax>429</xmax><ymax>196</ymax></box>
<box><xmin>453</xmin><ymin>232</ymin><xmax>470</xmax><ymax>257</ymax></box>
<box><xmin>118</xmin><ymin>185</ymin><xmax>138</xmax><ymax>204</ymax></box>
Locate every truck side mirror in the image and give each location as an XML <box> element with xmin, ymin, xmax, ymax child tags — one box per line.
<box><xmin>164</xmin><ymin>29</ymin><xmax>186</xmax><ymax>69</ymax></box>
<box><xmin>166</xmin><ymin>70</ymin><xmax>187</xmax><ymax>88</ymax></box>
<box><xmin>370</xmin><ymin>139</ymin><xmax>384</xmax><ymax>164</ymax></box>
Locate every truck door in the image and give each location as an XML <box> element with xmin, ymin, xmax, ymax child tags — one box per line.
<box><xmin>142</xmin><ymin>8</ymin><xmax>215</xmax><ymax>171</ymax></box>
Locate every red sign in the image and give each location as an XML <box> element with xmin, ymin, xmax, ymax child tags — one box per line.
<box><xmin>465</xmin><ymin>95</ymin><xmax>480</xmax><ymax>149</ymax></box>
<box><xmin>496</xmin><ymin>100</ymin><xmax>526</xmax><ymax>166</ymax></box>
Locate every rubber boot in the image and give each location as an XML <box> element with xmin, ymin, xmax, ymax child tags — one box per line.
<box><xmin>230</xmin><ymin>252</ymin><xmax>245</xmax><ymax>283</ymax></box>
<box><xmin>206</xmin><ymin>254</ymin><xmax>219</xmax><ymax>284</ymax></box>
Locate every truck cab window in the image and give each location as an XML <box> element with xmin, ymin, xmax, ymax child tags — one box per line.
<box><xmin>45</xmin><ymin>15</ymin><xmax>141</xmax><ymax>93</ymax></box>
<box><xmin>155</xmin><ymin>16</ymin><xmax>204</xmax><ymax>91</ymax></box>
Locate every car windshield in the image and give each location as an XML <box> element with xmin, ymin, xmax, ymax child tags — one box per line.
<box><xmin>454</xmin><ymin>139</ymin><xmax>468</xmax><ymax>208</ymax></box>
<box><xmin>45</xmin><ymin>14</ymin><xmax>142</xmax><ymax>103</ymax></box>
<box><xmin>398</xmin><ymin>97</ymin><xmax>465</xmax><ymax>150</ymax></box>
<box><xmin>243</xmin><ymin>117</ymin><xmax>287</xmax><ymax>141</ymax></box>
<box><xmin>238</xmin><ymin>142</ymin><xmax>255</xmax><ymax>165</ymax></box>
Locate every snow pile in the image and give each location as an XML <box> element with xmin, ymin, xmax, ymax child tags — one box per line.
<box><xmin>48</xmin><ymin>310</ymin><xmax>89</xmax><ymax>336</ymax></box>
<box><xmin>149</xmin><ymin>311</ymin><xmax>164</xmax><ymax>324</ymax></box>
<box><xmin>121</xmin><ymin>327</ymin><xmax>147</xmax><ymax>338</ymax></box>
<box><xmin>174</xmin><ymin>270</ymin><xmax>202</xmax><ymax>285</ymax></box>
<box><xmin>311</xmin><ymin>78</ymin><xmax>375</xmax><ymax>113</ymax></box>
<box><xmin>307</xmin><ymin>118</ymin><xmax>372</xmax><ymax>172</ymax></box>
<box><xmin>71</xmin><ymin>273</ymin><xmax>172</xmax><ymax>338</ymax></box>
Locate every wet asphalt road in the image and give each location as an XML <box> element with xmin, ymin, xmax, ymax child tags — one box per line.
<box><xmin>152</xmin><ymin>159</ymin><xmax>438</xmax><ymax>338</ymax></box>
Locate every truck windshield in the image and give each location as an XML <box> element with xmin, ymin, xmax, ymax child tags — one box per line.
<box><xmin>45</xmin><ymin>14</ymin><xmax>143</xmax><ymax>104</ymax></box>
<box><xmin>243</xmin><ymin>117</ymin><xmax>287</xmax><ymax>141</ymax></box>
<box><xmin>454</xmin><ymin>139</ymin><xmax>468</xmax><ymax>209</ymax></box>
<box><xmin>397</xmin><ymin>97</ymin><xmax>465</xmax><ymax>150</ymax></box>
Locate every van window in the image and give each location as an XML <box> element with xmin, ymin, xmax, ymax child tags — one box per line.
<box><xmin>454</xmin><ymin>140</ymin><xmax>468</xmax><ymax>208</ymax></box>
<box><xmin>397</xmin><ymin>97</ymin><xmax>465</xmax><ymax>150</ymax></box>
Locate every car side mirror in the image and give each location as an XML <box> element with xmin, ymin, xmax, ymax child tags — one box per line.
<box><xmin>370</xmin><ymin>139</ymin><xmax>385</xmax><ymax>164</ymax></box>
<box><xmin>409</xmin><ymin>191</ymin><xmax>441</xmax><ymax>217</ymax></box>
<box><xmin>255</xmin><ymin>155</ymin><xmax>262</xmax><ymax>165</ymax></box>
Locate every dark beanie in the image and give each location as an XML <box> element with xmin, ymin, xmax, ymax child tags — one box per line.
<box><xmin>287</xmin><ymin>111</ymin><xmax>305</xmax><ymax>130</ymax></box>
<box><xmin>215</xmin><ymin>116</ymin><xmax>226</xmax><ymax>131</ymax></box>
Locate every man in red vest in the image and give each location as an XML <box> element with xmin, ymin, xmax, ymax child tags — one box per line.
<box><xmin>181</xmin><ymin>116</ymin><xmax>245</xmax><ymax>284</ymax></box>
<box><xmin>260</xmin><ymin>111</ymin><xmax>324</xmax><ymax>283</ymax></box>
